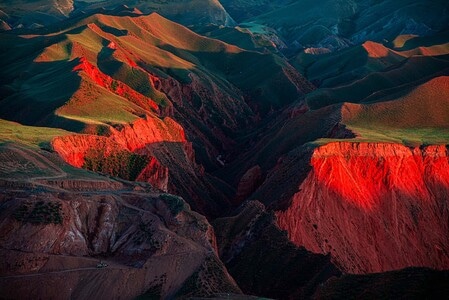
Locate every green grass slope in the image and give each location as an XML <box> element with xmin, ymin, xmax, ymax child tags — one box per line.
<box><xmin>0</xmin><ymin>119</ymin><xmax>69</xmax><ymax>148</ymax></box>
<box><xmin>305</xmin><ymin>54</ymin><xmax>449</xmax><ymax>110</ymax></box>
<box><xmin>0</xmin><ymin>11</ymin><xmax>312</xmax><ymax>132</ymax></box>
<box><xmin>308</xmin><ymin>76</ymin><xmax>449</xmax><ymax>147</ymax></box>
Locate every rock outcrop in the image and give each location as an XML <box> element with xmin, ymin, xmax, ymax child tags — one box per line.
<box><xmin>214</xmin><ymin>201</ymin><xmax>340</xmax><ymax>299</ymax></box>
<box><xmin>235</xmin><ymin>165</ymin><xmax>263</xmax><ymax>204</ymax></box>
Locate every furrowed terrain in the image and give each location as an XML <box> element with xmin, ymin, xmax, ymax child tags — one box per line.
<box><xmin>1</xmin><ymin>1</ymin><xmax>449</xmax><ymax>299</ymax></box>
<box><xmin>0</xmin><ymin>142</ymin><xmax>241</xmax><ymax>299</ymax></box>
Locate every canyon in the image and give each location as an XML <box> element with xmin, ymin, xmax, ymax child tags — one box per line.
<box><xmin>1</xmin><ymin>1</ymin><xmax>449</xmax><ymax>299</ymax></box>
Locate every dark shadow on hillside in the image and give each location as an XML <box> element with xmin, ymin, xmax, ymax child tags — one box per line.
<box><xmin>213</xmin><ymin>201</ymin><xmax>341</xmax><ymax>300</ymax></box>
<box><xmin>252</xmin><ymin>144</ymin><xmax>315</xmax><ymax>211</ymax></box>
<box><xmin>394</xmin><ymin>30</ymin><xmax>449</xmax><ymax>51</ymax></box>
<box><xmin>306</xmin><ymin>53</ymin><xmax>449</xmax><ymax>110</ymax></box>
<box><xmin>215</xmin><ymin>104</ymin><xmax>342</xmax><ymax>192</ymax></box>
<box><xmin>97</xmin><ymin>45</ymin><xmax>122</xmax><ymax>76</ymax></box>
<box><xmin>158</xmin><ymin>43</ymin><xmax>313</xmax><ymax>114</ymax></box>
<box><xmin>0</xmin><ymin>56</ymin><xmax>84</xmax><ymax>132</ymax></box>
<box><xmin>97</xmin><ymin>24</ymin><xmax>128</xmax><ymax>36</ymax></box>
<box><xmin>135</xmin><ymin>141</ymin><xmax>236</xmax><ymax>219</ymax></box>
<box><xmin>315</xmin><ymin>267</ymin><xmax>449</xmax><ymax>299</ymax></box>
<box><xmin>300</xmin><ymin>44</ymin><xmax>371</xmax><ymax>89</ymax></box>
<box><xmin>362</xmin><ymin>63</ymin><xmax>449</xmax><ymax>104</ymax></box>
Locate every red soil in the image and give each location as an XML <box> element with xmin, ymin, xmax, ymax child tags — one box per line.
<box><xmin>136</xmin><ymin>157</ymin><xmax>169</xmax><ymax>192</ymax></box>
<box><xmin>109</xmin><ymin>115</ymin><xmax>186</xmax><ymax>151</ymax></box>
<box><xmin>276</xmin><ymin>142</ymin><xmax>449</xmax><ymax>274</ymax></box>
<box><xmin>362</xmin><ymin>41</ymin><xmax>400</xmax><ymax>58</ymax></box>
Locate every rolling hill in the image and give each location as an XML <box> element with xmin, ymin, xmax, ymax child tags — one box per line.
<box><xmin>0</xmin><ymin>0</ymin><xmax>235</xmax><ymax>30</ymax></box>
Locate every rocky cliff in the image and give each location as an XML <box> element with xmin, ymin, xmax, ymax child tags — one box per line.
<box><xmin>275</xmin><ymin>142</ymin><xmax>449</xmax><ymax>273</ymax></box>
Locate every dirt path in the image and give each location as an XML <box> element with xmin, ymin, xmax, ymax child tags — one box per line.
<box><xmin>0</xmin><ymin>144</ymin><xmax>68</xmax><ymax>181</ymax></box>
<box><xmin>0</xmin><ymin>267</ymin><xmax>112</xmax><ymax>279</ymax></box>
<box><xmin>0</xmin><ymin>249</ymin><xmax>205</xmax><ymax>280</ymax></box>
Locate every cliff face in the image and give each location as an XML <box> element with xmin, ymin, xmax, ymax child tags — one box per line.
<box><xmin>276</xmin><ymin>142</ymin><xmax>449</xmax><ymax>274</ymax></box>
<box><xmin>52</xmin><ymin>115</ymin><xmax>187</xmax><ymax>165</ymax></box>
<box><xmin>51</xmin><ymin>116</ymin><xmax>187</xmax><ymax>192</ymax></box>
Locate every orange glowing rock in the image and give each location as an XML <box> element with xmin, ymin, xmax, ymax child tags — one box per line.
<box><xmin>276</xmin><ymin>142</ymin><xmax>449</xmax><ymax>274</ymax></box>
<box><xmin>72</xmin><ymin>56</ymin><xmax>158</xmax><ymax>112</ymax></box>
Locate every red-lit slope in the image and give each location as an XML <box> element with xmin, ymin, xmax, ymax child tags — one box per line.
<box><xmin>52</xmin><ymin>115</ymin><xmax>188</xmax><ymax>192</ymax></box>
<box><xmin>71</xmin><ymin>56</ymin><xmax>159</xmax><ymax>112</ymax></box>
<box><xmin>276</xmin><ymin>142</ymin><xmax>449</xmax><ymax>274</ymax></box>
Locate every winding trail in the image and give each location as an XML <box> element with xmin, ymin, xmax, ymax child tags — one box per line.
<box><xmin>0</xmin><ymin>267</ymin><xmax>113</xmax><ymax>279</ymax></box>
<box><xmin>0</xmin><ymin>144</ymin><xmax>67</xmax><ymax>181</ymax></box>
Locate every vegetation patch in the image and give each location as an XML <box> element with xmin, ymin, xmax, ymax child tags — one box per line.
<box><xmin>13</xmin><ymin>201</ymin><xmax>63</xmax><ymax>225</ymax></box>
<box><xmin>132</xmin><ymin>220</ymin><xmax>163</xmax><ymax>250</ymax></box>
<box><xmin>160</xmin><ymin>194</ymin><xmax>186</xmax><ymax>216</ymax></box>
<box><xmin>175</xmin><ymin>255</ymin><xmax>240</xmax><ymax>298</ymax></box>
<box><xmin>136</xmin><ymin>274</ymin><xmax>167</xmax><ymax>300</ymax></box>
<box><xmin>83</xmin><ymin>148</ymin><xmax>149</xmax><ymax>181</ymax></box>
<box><xmin>0</xmin><ymin>119</ymin><xmax>69</xmax><ymax>149</ymax></box>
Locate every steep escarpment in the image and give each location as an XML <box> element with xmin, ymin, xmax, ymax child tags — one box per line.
<box><xmin>275</xmin><ymin>142</ymin><xmax>449</xmax><ymax>274</ymax></box>
<box><xmin>51</xmin><ymin>115</ymin><xmax>186</xmax><ymax>185</ymax></box>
